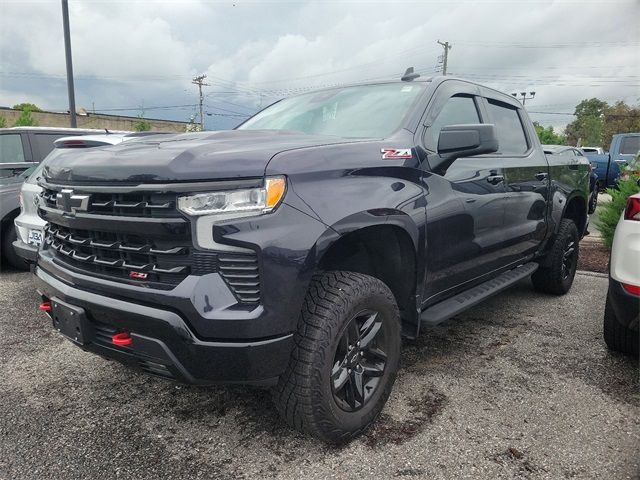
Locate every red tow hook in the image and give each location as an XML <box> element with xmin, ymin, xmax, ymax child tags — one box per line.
<box><xmin>112</xmin><ymin>332</ymin><xmax>133</xmax><ymax>347</ymax></box>
<box><xmin>39</xmin><ymin>301</ymin><xmax>52</xmax><ymax>312</ymax></box>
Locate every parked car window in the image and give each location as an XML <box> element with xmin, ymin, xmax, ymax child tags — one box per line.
<box><xmin>0</xmin><ymin>134</ymin><xmax>25</xmax><ymax>163</ymax></box>
<box><xmin>238</xmin><ymin>83</ymin><xmax>425</xmax><ymax>139</ymax></box>
<box><xmin>429</xmin><ymin>95</ymin><xmax>480</xmax><ymax>146</ymax></box>
<box><xmin>33</xmin><ymin>133</ymin><xmax>66</xmax><ymax>159</ymax></box>
<box><xmin>487</xmin><ymin>100</ymin><xmax>528</xmax><ymax>155</ymax></box>
<box><xmin>620</xmin><ymin>136</ymin><xmax>640</xmax><ymax>155</ymax></box>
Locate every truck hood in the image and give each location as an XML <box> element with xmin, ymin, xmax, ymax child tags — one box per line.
<box><xmin>42</xmin><ymin>130</ymin><xmax>355</xmax><ymax>184</ymax></box>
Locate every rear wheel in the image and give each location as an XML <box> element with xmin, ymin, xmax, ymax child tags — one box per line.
<box><xmin>588</xmin><ymin>189</ymin><xmax>598</xmax><ymax>214</ymax></box>
<box><xmin>531</xmin><ymin>219</ymin><xmax>579</xmax><ymax>295</ymax></box>
<box><xmin>603</xmin><ymin>296</ymin><xmax>639</xmax><ymax>357</ymax></box>
<box><xmin>1</xmin><ymin>223</ymin><xmax>29</xmax><ymax>271</ymax></box>
<box><xmin>273</xmin><ymin>271</ymin><xmax>401</xmax><ymax>443</ymax></box>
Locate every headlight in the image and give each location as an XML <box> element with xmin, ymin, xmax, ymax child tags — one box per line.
<box><xmin>177</xmin><ymin>176</ymin><xmax>286</xmax><ymax>217</ymax></box>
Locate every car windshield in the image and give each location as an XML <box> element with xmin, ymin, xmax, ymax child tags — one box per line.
<box><xmin>237</xmin><ymin>83</ymin><xmax>425</xmax><ymax>138</ymax></box>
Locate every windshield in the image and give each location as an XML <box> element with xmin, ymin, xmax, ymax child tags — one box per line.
<box><xmin>238</xmin><ymin>83</ymin><xmax>425</xmax><ymax>138</ymax></box>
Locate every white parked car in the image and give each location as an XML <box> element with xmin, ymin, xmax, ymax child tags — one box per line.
<box><xmin>12</xmin><ymin>132</ymin><xmax>154</xmax><ymax>263</ymax></box>
<box><xmin>580</xmin><ymin>146</ymin><xmax>605</xmax><ymax>155</ymax></box>
<box><xmin>604</xmin><ymin>190</ymin><xmax>640</xmax><ymax>357</ymax></box>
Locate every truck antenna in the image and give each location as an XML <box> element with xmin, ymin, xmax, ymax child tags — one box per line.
<box><xmin>401</xmin><ymin>67</ymin><xmax>420</xmax><ymax>82</ymax></box>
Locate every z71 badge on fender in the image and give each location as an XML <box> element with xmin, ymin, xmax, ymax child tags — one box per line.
<box><xmin>381</xmin><ymin>148</ymin><xmax>413</xmax><ymax>159</ymax></box>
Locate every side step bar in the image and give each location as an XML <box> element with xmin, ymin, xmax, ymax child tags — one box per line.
<box><xmin>420</xmin><ymin>262</ymin><xmax>538</xmax><ymax>327</ymax></box>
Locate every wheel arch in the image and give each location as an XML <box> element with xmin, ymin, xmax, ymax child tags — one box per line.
<box><xmin>313</xmin><ymin>211</ymin><xmax>421</xmax><ymax>337</ymax></box>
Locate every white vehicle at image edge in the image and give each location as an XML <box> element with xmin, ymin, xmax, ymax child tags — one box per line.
<box><xmin>12</xmin><ymin>132</ymin><xmax>158</xmax><ymax>263</ymax></box>
<box><xmin>604</xmin><ymin>190</ymin><xmax>640</xmax><ymax>357</ymax></box>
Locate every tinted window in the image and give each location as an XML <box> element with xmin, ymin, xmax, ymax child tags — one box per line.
<box><xmin>0</xmin><ymin>134</ymin><xmax>25</xmax><ymax>163</ymax></box>
<box><xmin>487</xmin><ymin>100</ymin><xmax>528</xmax><ymax>155</ymax></box>
<box><xmin>239</xmin><ymin>83</ymin><xmax>425</xmax><ymax>139</ymax></box>
<box><xmin>33</xmin><ymin>134</ymin><xmax>65</xmax><ymax>159</ymax></box>
<box><xmin>620</xmin><ymin>136</ymin><xmax>640</xmax><ymax>155</ymax></box>
<box><xmin>430</xmin><ymin>95</ymin><xmax>480</xmax><ymax>146</ymax></box>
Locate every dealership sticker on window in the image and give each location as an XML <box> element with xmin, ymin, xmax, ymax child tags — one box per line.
<box><xmin>381</xmin><ymin>148</ymin><xmax>413</xmax><ymax>160</ymax></box>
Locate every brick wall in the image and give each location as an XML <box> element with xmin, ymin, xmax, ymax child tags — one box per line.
<box><xmin>0</xmin><ymin>108</ymin><xmax>190</xmax><ymax>133</ymax></box>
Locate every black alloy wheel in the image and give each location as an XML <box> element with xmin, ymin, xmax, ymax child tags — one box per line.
<box><xmin>331</xmin><ymin>309</ymin><xmax>389</xmax><ymax>412</ymax></box>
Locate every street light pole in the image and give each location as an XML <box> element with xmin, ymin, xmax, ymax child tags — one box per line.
<box><xmin>61</xmin><ymin>0</ymin><xmax>77</xmax><ymax>128</ymax></box>
<box><xmin>511</xmin><ymin>91</ymin><xmax>536</xmax><ymax>106</ymax></box>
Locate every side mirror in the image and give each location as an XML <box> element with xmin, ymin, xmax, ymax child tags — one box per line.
<box><xmin>430</xmin><ymin>124</ymin><xmax>499</xmax><ymax>173</ymax></box>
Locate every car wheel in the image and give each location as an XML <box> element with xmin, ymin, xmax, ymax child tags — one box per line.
<box><xmin>273</xmin><ymin>271</ymin><xmax>401</xmax><ymax>443</ymax></box>
<box><xmin>531</xmin><ymin>218</ymin><xmax>579</xmax><ymax>295</ymax></box>
<box><xmin>603</xmin><ymin>296</ymin><xmax>639</xmax><ymax>357</ymax></box>
<box><xmin>1</xmin><ymin>223</ymin><xmax>29</xmax><ymax>271</ymax></box>
<box><xmin>588</xmin><ymin>189</ymin><xmax>598</xmax><ymax>214</ymax></box>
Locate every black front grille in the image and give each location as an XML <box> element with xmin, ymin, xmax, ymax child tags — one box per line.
<box><xmin>41</xmin><ymin>184</ymin><xmax>261</xmax><ymax>304</ymax></box>
<box><xmin>45</xmin><ymin>223</ymin><xmax>194</xmax><ymax>285</ymax></box>
<box><xmin>41</xmin><ymin>188</ymin><xmax>178</xmax><ymax>218</ymax></box>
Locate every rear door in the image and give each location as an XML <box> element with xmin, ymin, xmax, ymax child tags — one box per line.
<box><xmin>483</xmin><ymin>98</ymin><xmax>549</xmax><ymax>263</ymax></box>
<box><xmin>420</xmin><ymin>82</ymin><xmax>507</xmax><ymax>300</ymax></box>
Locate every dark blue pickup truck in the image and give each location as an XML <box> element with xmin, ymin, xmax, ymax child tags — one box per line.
<box><xmin>584</xmin><ymin>133</ymin><xmax>640</xmax><ymax>190</ymax></box>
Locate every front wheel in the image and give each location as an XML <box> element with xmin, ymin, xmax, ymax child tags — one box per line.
<box><xmin>273</xmin><ymin>271</ymin><xmax>401</xmax><ymax>443</ymax></box>
<box><xmin>531</xmin><ymin>218</ymin><xmax>579</xmax><ymax>295</ymax></box>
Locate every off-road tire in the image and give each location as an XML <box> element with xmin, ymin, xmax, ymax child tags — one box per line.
<box><xmin>603</xmin><ymin>296</ymin><xmax>639</xmax><ymax>357</ymax></box>
<box><xmin>1</xmin><ymin>223</ymin><xmax>28</xmax><ymax>271</ymax></box>
<box><xmin>531</xmin><ymin>218</ymin><xmax>579</xmax><ymax>295</ymax></box>
<box><xmin>272</xmin><ymin>271</ymin><xmax>401</xmax><ymax>443</ymax></box>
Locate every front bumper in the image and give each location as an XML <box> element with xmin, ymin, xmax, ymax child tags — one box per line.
<box><xmin>12</xmin><ymin>239</ymin><xmax>37</xmax><ymax>263</ymax></box>
<box><xmin>35</xmin><ymin>266</ymin><xmax>294</xmax><ymax>385</ymax></box>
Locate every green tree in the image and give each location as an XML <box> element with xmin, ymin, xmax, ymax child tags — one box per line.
<box><xmin>12</xmin><ymin>104</ymin><xmax>38</xmax><ymax>126</ymax></box>
<box><xmin>133</xmin><ymin>118</ymin><xmax>152</xmax><ymax>131</ymax></box>
<box><xmin>602</xmin><ymin>101</ymin><xmax>640</xmax><ymax>149</ymax></box>
<box><xmin>12</xmin><ymin>103</ymin><xmax>41</xmax><ymax>112</ymax></box>
<box><xmin>564</xmin><ymin>98</ymin><xmax>608</xmax><ymax>147</ymax></box>
<box><xmin>0</xmin><ymin>116</ymin><xmax>6</xmax><ymax>128</ymax></box>
<box><xmin>533</xmin><ymin>122</ymin><xmax>565</xmax><ymax>145</ymax></box>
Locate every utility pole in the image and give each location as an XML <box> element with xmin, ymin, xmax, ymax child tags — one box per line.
<box><xmin>192</xmin><ymin>74</ymin><xmax>209</xmax><ymax>130</ymax></box>
<box><xmin>511</xmin><ymin>91</ymin><xmax>536</xmax><ymax>105</ymax></box>
<box><xmin>61</xmin><ymin>0</ymin><xmax>77</xmax><ymax>127</ymax></box>
<box><xmin>437</xmin><ymin>40</ymin><xmax>452</xmax><ymax>75</ymax></box>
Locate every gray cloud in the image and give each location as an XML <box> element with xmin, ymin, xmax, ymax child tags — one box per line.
<box><xmin>0</xmin><ymin>0</ymin><xmax>638</xmax><ymax>132</ymax></box>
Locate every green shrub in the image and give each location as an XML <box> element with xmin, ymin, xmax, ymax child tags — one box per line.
<box><xmin>596</xmin><ymin>174</ymin><xmax>640</xmax><ymax>249</ymax></box>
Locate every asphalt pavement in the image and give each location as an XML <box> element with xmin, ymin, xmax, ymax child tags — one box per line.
<box><xmin>0</xmin><ymin>269</ymin><xmax>638</xmax><ymax>480</ymax></box>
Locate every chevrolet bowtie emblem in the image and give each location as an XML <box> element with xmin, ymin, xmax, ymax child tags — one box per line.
<box><xmin>55</xmin><ymin>189</ymin><xmax>91</xmax><ymax>214</ymax></box>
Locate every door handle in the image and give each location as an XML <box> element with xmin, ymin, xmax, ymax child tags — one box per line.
<box><xmin>487</xmin><ymin>174</ymin><xmax>504</xmax><ymax>184</ymax></box>
<box><xmin>535</xmin><ymin>172</ymin><xmax>548</xmax><ymax>181</ymax></box>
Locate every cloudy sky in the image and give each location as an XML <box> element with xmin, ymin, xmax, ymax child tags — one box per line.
<box><xmin>0</xmin><ymin>0</ymin><xmax>638</xmax><ymax>132</ymax></box>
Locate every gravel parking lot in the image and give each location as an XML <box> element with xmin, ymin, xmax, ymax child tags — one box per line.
<box><xmin>0</xmin><ymin>269</ymin><xmax>638</xmax><ymax>480</ymax></box>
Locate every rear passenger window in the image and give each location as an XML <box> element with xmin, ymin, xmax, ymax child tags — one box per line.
<box><xmin>487</xmin><ymin>100</ymin><xmax>528</xmax><ymax>155</ymax></box>
<box><xmin>429</xmin><ymin>95</ymin><xmax>480</xmax><ymax>146</ymax></box>
<box><xmin>33</xmin><ymin>134</ymin><xmax>64</xmax><ymax>160</ymax></box>
<box><xmin>620</xmin><ymin>136</ymin><xmax>640</xmax><ymax>155</ymax></box>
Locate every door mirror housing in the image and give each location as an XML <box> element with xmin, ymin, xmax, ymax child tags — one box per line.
<box><xmin>430</xmin><ymin>124</ymin><xmax>499</xmax><ymax>173</ymax></box>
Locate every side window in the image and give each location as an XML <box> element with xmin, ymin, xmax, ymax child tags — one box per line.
<box><xmin>33</xmin><ymin>134</ymin><xmax>66</xmax><ymax>160</ymax></box>
<box><xmin>620</xmin><ymin>136</ymin><xmax>640</xmax><ymax>155</ymax></box>
<box><xmin>0</xmin><ymin>134</ymin><xmax>26</xmax><ymax>163</ymax></box>
<box><xmin>429</xmin><ymin>95</ymin><xmax>480</xmax><ymax>147</ymax></box>
<box><xmin>486</xmin><ymin>100</ymin><xmax>529</xmax><ymax>155</ymax></box>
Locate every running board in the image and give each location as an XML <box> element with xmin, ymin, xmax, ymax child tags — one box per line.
<box><xmin>420</xmin><ymin>262</ymin><xmax>538</xmax><ymax>327</ymax></box>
